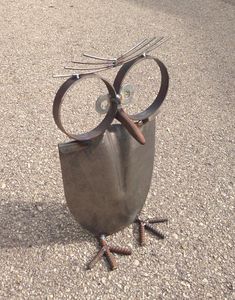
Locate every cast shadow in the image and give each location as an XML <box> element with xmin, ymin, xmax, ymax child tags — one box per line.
<box><xmin>0</xmin><ymin>199</ymin><xmax>94</xmax><ymax>249</ymax></box>
<box><xmin>123</xmin><ymin>0</ymin><xmax>234</xmax><ymax>18</ymax></box>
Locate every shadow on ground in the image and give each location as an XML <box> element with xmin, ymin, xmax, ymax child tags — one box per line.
<box><xmin>0</xmin><ymin>200</ymin><xmax>93</xmax><ymax>249</ymax></box>
<box><xmin>124</xmin><ymin>0</ymin><xmax>234</xmax><ymax>18</ymax></box>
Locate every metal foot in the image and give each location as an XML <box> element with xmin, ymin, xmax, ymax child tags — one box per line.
<box><xmin>135</xmin><ymin>217</ymin><xmax>168</xmax><ymax>246</ymax></box>
<box><xmin>87</xmin><ymin>235</ymin><xmax>132</xmax><ymax>271</ymax></box>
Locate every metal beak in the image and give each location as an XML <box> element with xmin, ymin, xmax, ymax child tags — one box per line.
<box><xmin>116</xmin><ymin>109</ymin><xmax>146</xmax><ymax>145</ymax></box>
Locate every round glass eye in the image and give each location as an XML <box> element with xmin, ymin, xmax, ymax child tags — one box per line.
<box><xmin>120</xmin><ymin>84</ymin><xmax>134</xmax><ymax>105</ymax></box>
<box><xmin>95</xmin><ymin>94</ymin><xmax>111</xmax><ymax>114</ymax></box>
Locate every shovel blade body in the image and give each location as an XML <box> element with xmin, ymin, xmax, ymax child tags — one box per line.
<box><xmin>59</xmin><ymin>120</ymin><xmax>155</xmax><ymax>235</ymax></box>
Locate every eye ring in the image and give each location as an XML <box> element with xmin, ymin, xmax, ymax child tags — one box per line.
<box><xmin>53</xmin><ymin>74</ymin><xmax>117</xmax><ymax>142</ymax></box>
<box><xmin>113</xmin><ymin>55</ymin><xmax>169</xmax><ymax>121</ymax></box>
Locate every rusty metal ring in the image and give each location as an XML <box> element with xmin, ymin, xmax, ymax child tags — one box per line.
<box><xmin>53</xmin><ymin>74</ymin><xmax>118</xmax><ymax>142</ymax></box>
<box><xmin>113</xmin><ymin>55</ymin><xmax>169</xmax><ymax>121</ymax></box>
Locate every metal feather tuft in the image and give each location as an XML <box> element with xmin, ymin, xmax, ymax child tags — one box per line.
<box><xmin>53</xmin><ymin>36</ymin><xmax>169</xmax><ymax>78</ymax></box>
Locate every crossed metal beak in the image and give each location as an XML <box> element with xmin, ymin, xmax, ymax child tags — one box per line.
<box><xmin>115</xmin><ymin>108</ymin><xmax>145</xmax><ymax>145</ymax></box>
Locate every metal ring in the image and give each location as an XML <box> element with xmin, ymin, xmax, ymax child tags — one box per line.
<box><xmin>53</xmin><ymin>74</ymin><xmax>118</xmax><ymax>142</ymax></box>
<box><xmin>113</xmin><ymin>55</ymin><xmax>169</xmax><ymax>121</ymax></box>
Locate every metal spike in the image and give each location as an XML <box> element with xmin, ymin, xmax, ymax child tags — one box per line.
<box><xmin>116</xmin><ymin>37</ymin><xmax>159</xmax><ymax>63</ymax></box>
<box><xmin>109</xmin><ymin>246</ymin><xmax>132</xmax><ymax>255</ymax></box>
<box><xmin>116</xmin><ymin>37</ymin><xmax>169</xmax><ymax>65</ymax></box>
<box><xmin>105</xmin><ymin>248</ymin><xmax>117</xmax><ymax>270</ymax></box>
<box><xmin>83</xmin><ymin>53</ymin><xmax>116</xmax><ymax>62</ymax></box>
<box><xmin>64</xmin><ymin>65</ymin><xmax>114</xmax><ymax>71</ymax></box>
<box><xmin>71</xmin><ymin>60</ymin><xmax>112</xmax><ymax>65</ymax></box>
<box><xmin>117</xmin><ymin>37</ymin><xmax>164</xmax><ymax>64</ymax></box>
<box><xmin>145</xmin><ymin>36</ymin><xmax>170</xmax><ymax>54</ymax></box>
<box><xmin>87</xmin><ymin>248</ymin><xmax>105</xmax><ymax>270</ymax></box>
<box><xmin>118</xmin><ymin>38</ymin><xmax>148</xmax><ymax>60</ymax></box>
<box><xmin>53</xmin><ymin>64</ymin><xmax>115</xmax><ymax>78</ymax></box>
<box><xmin>148</xmin><ymin>218</ymin><xmax>168</xmax><ymax>224</ymax></box>
<box><xmin>139</xmin><ymin>222</ymin><xmax>146</xmax><ymax>246</ymax></box>
<box><xmin>52</xmin><ymin>74</ymin><xmax>78</xmax><ymax>78</ymax></box>
<box><xmin>145</xmin><ymin>223</ymin><xmax>165</xmax><ymax>239</ymax></box>
<box><xmin>53</xmin><ymin>37</ymin><xmax>170</xmax><ymax>79</ymax></box>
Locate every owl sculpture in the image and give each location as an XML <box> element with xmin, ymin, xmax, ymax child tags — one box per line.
<box><xmin>53</xmin><ymin>37</ymin><xmax>169</xmax><ymax>270</ymax></box>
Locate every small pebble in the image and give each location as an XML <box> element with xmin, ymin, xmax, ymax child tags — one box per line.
<box><xmin>202</xmin><ymin>278</ymin><xmax>208</xmax><ymax>284</ymax></box>
<box><xmin>206</xmin><ymin>293</ymin><xmax>213</xmax><ymax>298</ymax></box>
<box><xmin>134</xmin><ymin>259</ymin><xmax>140</xmax><ymax>267</ymax></box>
<box><xmin>36</xmin><ymin>205</ymin><xmax>43</xmax><ymax>212</ymax></box>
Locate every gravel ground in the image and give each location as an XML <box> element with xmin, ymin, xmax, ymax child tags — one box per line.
<box><xmin>0</xmin><ymin>0</ymin><xmax>234</xmax><ymax>299</ymax></box>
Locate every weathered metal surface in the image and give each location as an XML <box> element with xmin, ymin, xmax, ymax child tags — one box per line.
<box><xmin>58</xmin><ymin>119</ymin><xmax>155</xmax><ymax>235</ymax></box>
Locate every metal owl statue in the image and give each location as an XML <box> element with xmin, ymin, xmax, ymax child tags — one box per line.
<box><xmin>53</xmin><ymin>37</ymin><xmax>169</xmax><ymax>270</ymax></box>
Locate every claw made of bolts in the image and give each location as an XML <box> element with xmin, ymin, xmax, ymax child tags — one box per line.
<box><xmin>135</xmin><ymin>217</ymin><xmax>168</xmax><ymax>246</ymax></box>
<box><xmin>87</xmin><ymin>235</ymin><xmax>132</xmax><ymax>271</ymax></box>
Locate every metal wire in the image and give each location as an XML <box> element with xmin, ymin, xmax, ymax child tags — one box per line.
<box><xmin>82</xmin><ymin>53</ymin><xmax>116</xmax><ymax>62</ymax></box>
<box><xmin>145</xmin><ymin>36</ymin><xmax>170</xmax><ymax>54</ymax></box>
<box><xmin>64</xmin><ymin>65</ymin><xmax>113</xmax><ymax>71</ymax></box>
<box><xmin>111</xmin><ymin>37</ymin><xmax>169</xmax><ymax>66</ymax></box>
<box><xmin>71</xmin><ymin>60</ymin><xmax>112</xmax><ymax>65</ymax></box>
<box><xmin>53</xmin><ymin>37</ymin><xmax>169</xmax><ymax>78</ymax></box>
<box><xmin>116</xmin><ymin>36</ymin><xmax>159</xmax><ymax>63</ymax></box>
<box><xmin>117</xmin><ymin>38</ymin><xmax>149</xmax><ymax>60</ymax></box>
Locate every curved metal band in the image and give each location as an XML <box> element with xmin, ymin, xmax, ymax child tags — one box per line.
<box><xmin>113</xmin><ymin>55</ymin><xmax>169</xmax><ymax>121</ymax></box>
<box><xmin>53</xmin><ymin>74</ymin><xmax>118</xmax><ymax>142</ymax></box>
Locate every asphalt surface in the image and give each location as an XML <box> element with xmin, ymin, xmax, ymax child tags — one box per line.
<box><xmin>0</xmin><ymin>0</ymin><xmax>234</xmax><ymax>299</ymax></box>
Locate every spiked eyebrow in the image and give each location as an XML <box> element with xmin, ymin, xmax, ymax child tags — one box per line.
<box><xmin>145</xmin><ymin>36</ymin><xmax>170</xmax><ymax>54</ymax></box>
<box><xmin>117</xmin><ymin>38</ymin><xmax>149</xmax><ymax>60</ymax></box>
<box><xmin>71</xmin><ymin>60</ymin><xmax>112</xmax><ymax>65</ymax></box>
<box><xmin>113</xmin><ymin>37</ymin><xmax>170</xmax><ymax>66</ymax></box>
<box><xmin>69</xmin><ymin>38</ymin><xmax>151</xmax><ymax>67</ymax></box>
<box><xmin>53</xmin><ymin>37</ymin><xmax>169</xmax><ymax>78</ymax></box>
<box><xmin>117</xmin><ymin>37</ymin><xmax>159</xmax><ymax>62</ymax></box>
<box><xmin>64</xmin><ymin>65</ymin><xmax>114</xmax><ymax>71</ymax></box>
<box><xmin>82</xmin><ymin>53</ymin><xmax>116</xmax><ymax>62</ymax></box>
